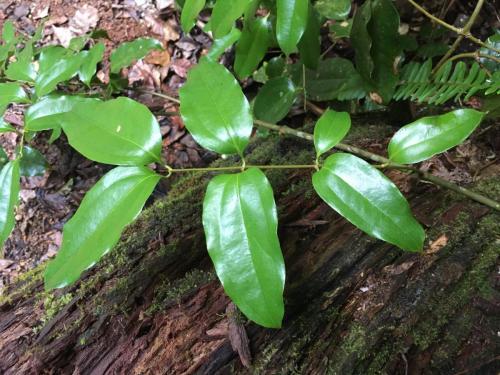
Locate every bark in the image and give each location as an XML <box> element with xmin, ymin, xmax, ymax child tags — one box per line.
<box><xmin>0</xmin><ymin>129</ymin><xmax>498</xmax><ymax>375</ymax></box>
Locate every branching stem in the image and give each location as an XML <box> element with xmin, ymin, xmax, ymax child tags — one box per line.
<box><xmin>256</xmin><ymin>108</ymin><xmax>500</xmax><ymax>212</ymax></box>
<box><xmin>407</xmin><ymin>0</ymin><xmax>500</xmax><ymax>55</ymax></box>
<box><xmin>433</xmin><ymin>0</ymin><xmax>485</xmax><ymax>73</ymax></box>
<box><xmin>149</xmin><ymin>94</ymin><xmax>500</xmax><ymax>211</ymax></box>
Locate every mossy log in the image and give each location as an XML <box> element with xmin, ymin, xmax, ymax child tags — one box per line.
<box><xmin>0</xmin><ymin>126</ymin><xmax>498</xmax><ymax>375</ymax></box>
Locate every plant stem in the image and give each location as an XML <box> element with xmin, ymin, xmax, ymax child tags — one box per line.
<box><xmin>138</xmin><ymin>89</ymin><xmax>181</xmax><ymax>104</ymax></box>
<box><xmin>255</xmin><ymin>109</ymin><xmax>500</xmax><ymax>212</ymax></box>
<box><xmin>146</xmin><ymin>93</ymin><xmax>500</xmax><ymax>211</ymax></box>
<box><xmin>166</xmin><ymin>164</ymin><xmax>318</xmax><ymax>174</ymax></box>
<box><xmin>407</xmin><ymin>0</ymin><xmax>500</xmax><ymax>55</ymax></box>
<box><xmin>445</xmin><ymin>51</ymin><xmax>500</xmax><ymax>65</ymax></box>
<box><xmin>433</xmin><ymin>0</ymin><xmax>485</xmax><ymax>73</ymax></box>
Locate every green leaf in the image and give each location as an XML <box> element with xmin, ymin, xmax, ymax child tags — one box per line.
<box><xmin>203</xmin><ymin>168</ymin><xmax>285</xmax><ymax>328</ymax></box>
<box><xmin>315</xmin><ymin>0</ymin><xmax>350</xmax><ymax>19</ymax></box>
<box><xmin>2</xmin><ymin>21</ymin><xmax>15</xmax><ymax>43</ymax></box>
<box><xmin>61</xmin><ymin>97</ymin><xmax>162</xmax><ymax>165</ymax></box>
<box><xmin>78</xmin><ymin>43</ymin><xmax>105</xmax><ymax>85</ymax></box>
<box><xmin>0</xmin><ymin>147</ymin><xmax>8</xmax><ymax>167</ymax></box>
<box><xmin>5</xmin><ymin>59</ymin><xmax>37</xmax><ymax>82</ymax></box>
<box><xmin>211</xmin><ymin>0</ymin><xmax>251</xmax><ymax>38</ymax></box>
<box><xmin>35</xmin><ymin>47</ymin><xmax>83</xmax><ymax>97</ymax></box>
<box><xmin>388</xmin><ymin>109</ymin><xmax>485</xmax><ymax>164</ymax></box>
<box><xmin>110</xmin><ymin>38</ymin><xmax>162</xmax><ymax>74</ymax></box>
<box><xmin>48</xmin><ymin>127</ymin><xmax>62</xmax><ymax>144</ymax></box>
<box><xmin>350</xmin><ymin>0</ymin><xmax>373</xmax><ymax>81</ymax></box>
<box><xmin>179</xmin><ymin>59</ymin><xmax>253</xmax><ymax>155</ymax></box>
<box><xmin>0</xmin><ymin>117</ymin><xmax>15</xmax><ymax>133</ymax></box>
<box><xmin>0</xmin><ymin>22</ymin><xmax>16</xmax><ymax>65</ymax></box>
<box><xmin>266</xmin><ymin>56</ymin><xmax>286</xmax><ymax>78</ymax></box>
<box><xmin>276</xmin><ymin>0</ymin><xmax>309</xmax><ymax>55</ymax></box>
<box><xmin>206</xmin><ymin>28</ymin><xmax>241</xmax><ymax>61</ymax></box>
<box><xmin>351</xmin><ymin>0</ymin><xmax>403</xmax><ymax>103</ymax></box>
<box><xmin>254</xmin><ymin>77</ymin><xmax>297</xmax><ymax>123</ymax></box>
<box><xmin>25</xmin><ymin>95</ymin><xmax>100</xmax><ymax>131</ymax></box>
<box><xmin>0</xmin><ymin>83</ymin><xmax>29</xmax><ymax>114</ymax></box>
<box><xmin>19</xmin><ymin>146</ymin><xmax>47</xmax><ymax>177</ymax></box>
<box><xmin>330</xmin><ymin>19</ymin><xmax>352</xmax><ymax>38</ymax></box>
<box><xmin>44</xmin><ymin>166</ymin><xmax>160</xmax><ymax>290</ymax></box>
<box><xmin>298</xmin><ymin>4</ymin><xmax>321</xmax><ymax>70</ymax></box>
<box><xmin>292</xmin><ymin>58</ymin><xmax>367</xmax><ymax>101</ymax></box>
<box><xmin>181</xmin><ymin>0</ymin><xmax>206</xmax><ymax>33</ymax></box>
<box><xmin>480</xmin><ymin>31</ymin><xmax>500</xmax><ymax>72</ymax></box>
<box><xmin>234</xmin><ymin>17</ymin><xmax>271</xmax><ymax>79</ymax></box>
<box><xmin>68</xmin><ymin>36</ymin><xmax>88</xmax><ymax>52</ymax></box>
<box><xmin>313</xmin><ymin>153</ymin><xmax>424</xmax><ymax>251</ymax></box>
<box><xmin>5</xmin><ymin>41</ymin><xmax>37</xmax><ymax>82</ymax></box>
<box><xmin>314</xmin><ymin>109</ymin><xmax>351</xmax><ymax>157</ymax></box>
<box><xmin>0</xmin><ymin>160</ymin><xmax>20</xmax><ymax>254</ymax></box>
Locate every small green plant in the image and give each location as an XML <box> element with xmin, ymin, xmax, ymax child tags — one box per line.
<box><xmin>0</xmin><ymin>0</ymin><xmax>499</xmax><ymax>329</ymax></box>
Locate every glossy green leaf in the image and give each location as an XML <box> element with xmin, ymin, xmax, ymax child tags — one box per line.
<box><xmin>0</xmin><ymin>83</ymin><xmax>29</xmax><ymax>114</ymax></box>
<box><xmin>110</xmin><ymin>38</ymin><xmax>162</xmax><ymax>74</ymax></box>
<box><xmin>276</xmin><ymin>0</ymin><xmax>309</xmax><ymax>55</ymax></box>
<box><xmin>79</xmin><ymin>43</ymin><xmax>105</xmax><ymax>85</ymax></box>
<box><xmin>181</xmin><ymin>0</ymin><xmax>206</xmax><ymax>33</ymax></box>
<box><xmin>314</xmin><ymin>109</ymin><xmax>351</xmax><ymax>157</ymax></box>
<box><xmin>292</xmin><ymin>58</ymin><xmax>367</xmax><ymax>101</ymax></box>
<box><xmin>203</xmin><ymin>168</ymin><xmax>285</xmax><ymax>328</ymax></box>
<box><xmin>315</xmin><ymin>0</ymin><xmax>351</xmax><ymax>19</ymax></box>
<box><xmin>298</xmin><ymin>4</ymin><xmax>321</xmax><ymax>70</ymax></box>
<box><xmin>206</xmin><ymin>28</ymin><xmax>241</xmax><ymax>61</ymax></box>
<box><xmin>25</xmin><ymin>95</ymin><xmax>100</xmax><ymax>131</ymax></box>
<box><xmin>211</xmin><ymin>0</ymin><xmax>251</xmax><ymax>38</ymax></box>
<box><xmin>313</xmin><ymin>153</ymin><xmax>424</xmax><ymax>251</ymax></box>
<box><xmin>180</xmin><ymin>59</ymin><xmax>253</xmax><ymax>155</ymax></box>
<box><xmin>388</xmin><ymin>109</ymin><xmax>485</xmax><ymax>164</ymax></box>
<box><xmin>234</xmin><ymin>17</ymin><xmax>271</xmax><ymax>79</ymax></box>
<box><xmin>19</xmin><ymin>146</ymin><xmax>47</xmax><ymax>177</ymax></box>
<box><xmin>61</xmin><ymin>97</ymin><xmax>162</xmax><ymax>165</ymax></box>
<box><xmin>0</xmin><ymin>160</ymin><xmax>20</xmax><ymax>253</ymax></box>
<box><xmin>254</xmin><ymin>77</ymin><xmax>297</xmax><ymax>123</ymax></box>
<box><xmin>44</xmin><ymin>166</ymin><xmax>160</xmax><ymax>290</ymax></box>
<box><xmin>35</xmin><ymin>47</ymin><xmax>83</xmax><ymax>97</ymax></box>
<box><xmin>5</xmin><ymin>59</ymin><xmax>37</xmax><ymax>82</ymax></box>
<box><xmin>0</xmin><ymin>118</ymin><xmax>15</xmax><ymax>133</ymax></box>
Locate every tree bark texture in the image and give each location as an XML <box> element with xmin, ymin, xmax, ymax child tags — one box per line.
<box><xmin>0</xmin><ymin>128</ymin><xmax>499</xmax><ymax>375</ymax></box>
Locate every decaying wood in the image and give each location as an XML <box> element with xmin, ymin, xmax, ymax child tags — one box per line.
<box><xmin>0</xmin><ymin>127</ymin><xmax>498</xmax><ymax>375</ymax></box>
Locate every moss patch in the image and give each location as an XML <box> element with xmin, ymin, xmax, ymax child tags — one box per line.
<box><xmin>146</xmin><ymin>269</ymin><xmax>214</xmax><ymax>315</ymax></box>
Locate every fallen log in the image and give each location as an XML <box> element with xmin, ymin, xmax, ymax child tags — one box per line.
<box><xmin>0</xmin><ymin>123</ymin><xmax>498</xmax><ymax>374</ymax></box>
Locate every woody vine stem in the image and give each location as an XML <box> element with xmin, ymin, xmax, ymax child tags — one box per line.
<box><xmin>146</xmin><ymin>91</ymin><xmax>500</xmax><ymax>212</ymax></box>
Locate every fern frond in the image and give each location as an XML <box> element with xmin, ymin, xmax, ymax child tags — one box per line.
<box><xmin>394</xmin><ymin>60</ymin><xmax>497</xmax><ymax>104</ymax></box>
